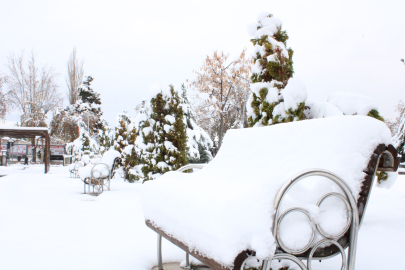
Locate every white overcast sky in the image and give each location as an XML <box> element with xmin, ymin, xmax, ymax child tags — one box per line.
<box><xmin>1</xmin><ymin>0</ymin><xmax>404</xmax><ymax>126</ymax></box>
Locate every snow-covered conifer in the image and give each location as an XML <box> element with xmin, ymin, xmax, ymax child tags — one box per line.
<box><xmin>247</xmin><ymin>13</ymin><xmax>306</xmax><ymax>127</ymax></box>
<box><xmin>114</xmin><ymin>114</ymin><xmax>129</xmax><ymax>167</ymax></box>
<box><xmin>99</xmin><ymin>119</ymin><xmax>113</xmax><ymax>155</ymax></box>
<box><xmin>73</xmin><ymin>76</ymin><xmax>104</xmax><ymax>135</ymax></box>
<box><xmin>141</xmin><ymin>84</ymin><xmax>188</xmax><ymax>181</ymax></box>
<box><xmin>180</xmin><ymin>84</ymin><xmax>213</xmax><ymax>163</ymax></box>
<box><xmin>66</xmin><ymin>122</ymin><xmax>99</xmax><ymax>162</ymax></box>
<box><xmin>122</xmin><ymin>123</ymin><xmax>141</xmax><ymax>182</ymax></box>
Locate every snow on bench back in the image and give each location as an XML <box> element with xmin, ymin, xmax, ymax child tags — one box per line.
<box><xmin>141</xmin><ymin>116</ymin><xmax>392</xmax><ymax>267</ymax></box>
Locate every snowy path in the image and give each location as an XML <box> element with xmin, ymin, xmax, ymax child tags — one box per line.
<box><xmin>0</xmin><ymin>165</ymin><xmax>404</xmax><ymax>269</ymax></box>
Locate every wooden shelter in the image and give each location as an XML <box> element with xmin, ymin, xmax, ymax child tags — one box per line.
<box><xmin>0</xmin><ymin>127</ymin><xmax>50</xmax><ymax>173</ymax></box>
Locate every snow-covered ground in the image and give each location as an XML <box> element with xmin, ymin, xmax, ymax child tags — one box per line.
<box><xmin>0</xmin><ymin>164</ymin><xmax>404</xmax><ymax>269</ymax></box>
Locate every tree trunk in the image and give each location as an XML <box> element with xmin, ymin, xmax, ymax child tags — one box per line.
<box><xmin>219</xmin><ymin>113</ymin><xmax>224</xmax><ymax>150</ymax></box>
<box><xmin>241</xmin><ymin>103</ymin><xmax>245</xmax><ymax>128</ymax></box>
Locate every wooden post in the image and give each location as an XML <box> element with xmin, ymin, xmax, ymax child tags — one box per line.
<box><xmin>47</xmin><ymin>132</ymin><xmax>50</xmax><ymax>172</ymax></box>
<box><xmin>44</xmin><ymin>131</ymin><xmax>50</xmax><ymax>174</ymax></box>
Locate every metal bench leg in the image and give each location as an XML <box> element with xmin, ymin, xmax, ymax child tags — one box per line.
<box><xmin>261</xmin><ymin>259</ymin><xmax>270</xmax><ymax>270</ymax></box>
<box><xmin>157</xmin><ymin>234</ymin><xmax>163</xmax><ymax>270</ymax></box>
<box><xmin>186</xmin><ymin>252</ymin><xmax>190</xmax><ymax>268</ymax></box>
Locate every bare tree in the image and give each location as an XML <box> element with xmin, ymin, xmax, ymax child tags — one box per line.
<box><xmin>6</xmin><ymin>50</ymin><xmax>62</xmax><ymax>127</ymax></box>
<box><xmin>189</xmin><ymin>49</ymin><xmax>251</xmax><ymax>149</ymax></box>
<box><xmin>66</xmin><ymin>47</ymin><xmax>84</xmax><ymax>105</ymax></box>
<box><xmin>0</xmin><ymin>74</ymin><xmax>8</xmax><ymax>121</ymax></box>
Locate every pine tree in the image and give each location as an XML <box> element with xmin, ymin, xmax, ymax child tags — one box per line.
<box><xmin>247</xmin><ymin>13</ymin><xmax>306</xmax><ymax>127</ymax></box>
<box><xmin>77</xmin><ymin>76</ymin><xmax>101</xmax><ymax>105</ymax></box>
<box><xmin>74</xmin><ymin>76</ymin><xmax>104</xmax><ymax>135</ymax></box>
<box><xmin>167</xmin><ymin>86</ymin><xmax>188</xmax><ymax>169</ymax></box>
<box><xmin>99</xmin><ymin>122</ymin><xmax>111</xmax><ymax>155</ymax></box>
<box><xmin>141</xmin><ymin>85</ymin><xmax>188</xmax><ymax>181</ymax></box>
<box><xmin>114</xmin><ymin>114</ymin><xmax>129</xmax><ymax>167</ymax></box>
<box><xmin>122</xmin><ymin>124</ymin><xmax>141</xmax><ymax>182</ymax></box>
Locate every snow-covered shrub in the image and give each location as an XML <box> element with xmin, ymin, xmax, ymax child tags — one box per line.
<box><xmin>180</xmin><ymin>85</ymin><xmax>213</xmax><ymax>163</ymax></box>
<box><xmin>98</xmin><ymin>119</ymin><xmax>113</xmax><ymax>155</ymax></box>
<box><xmin>66</xmin><ymin>122</ymin><xmax>100</xmax><ymax>162</ymax></box>
<box><xmin>305</xmin><ymin>92</ymin><xmax>384</xmax><ymax>121</ymax></box>
<box><xmin>247</xmin><ymin>13</ymin><xmax>306</xmax><ymax>127</ymax></box>
<box><xmin>114</xmin><ymin>113</ymin><xmax>130</xmax><ymax>167</ymax></box>
<box><xmin>139</xmin><ymin>84</ymin><xmax>188</xmax><ymax>181</ymax></box>
<box><xmin>122</xmin><ymin>123</ymin><xmax>141</xmax><ymax>182</ymax></box>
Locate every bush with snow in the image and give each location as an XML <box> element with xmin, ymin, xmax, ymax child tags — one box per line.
<box><xmin>247</xmin><ymin>13</ymin><xmax>306</xmax><ymax>127</ymax></box>
<box><xmin>305</xmin><ymin>91</ymin><xmax>384</xmax><ymax>121</ymax></box>
<box><xmin>122</xmin><ymin>122</ymin><xmax>141</xmax><ymax>182</ymax></box>
<box><xmin>139</xmin><ymin>84</ymin><xmax>188</xmax><ymax>181</ymax></box>
<box><xmin>114</xmin><ymin>113</ymin><xmax>130</xmax><ymax>165</ymax></box>
<box><xmin>180</xmin><ymin>85</ymin><xmax>213</xmax><ymax>163</ymax></box>
<box><xmin>66</xmin><ymin>122</ymin><xmax>100</xmax><ymax>163</ymax></box>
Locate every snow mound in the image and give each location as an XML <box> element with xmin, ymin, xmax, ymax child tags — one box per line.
<box><xmin>280</xmin><ymin>77</ymin><xmax>307</xmax><ymax>111</ymax></box>
<box><xmin>141</xmin><ymin>116</ymin><xmax>392</xmax><ymax>267</ymax></box>
<box><xmin>149</xmin><ymin>83</ymin><xmax>171</xmax><ymax>98</ymax></box>
<box><xmin>328</xmin><ymin>92</ymin><xmax>378</xmax><ymax>116</ymax></box>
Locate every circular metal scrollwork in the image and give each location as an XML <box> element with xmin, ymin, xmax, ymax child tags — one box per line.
<box><xmin>240</xmin><ymin>254</ymin><xmax>308</xmax><ymax>270</ymax></box>
<box><xmin>307</xmin><ymin>239</ymin><xmax>347</xmax><ymax>270</ymax></box>
<box><xmin>316</xmin><ymin>192</ymin><xmax>352</xmax><ymax>239</ymax></box>
<box><xmin>273</xmin><ymin>254</ymin><xmax>308</xmax><ymax>270</ymax></box>
<box><xmin>276</xmin><ymin>208</ymin><xmax>315</xmax><ymax>255</ymax></box>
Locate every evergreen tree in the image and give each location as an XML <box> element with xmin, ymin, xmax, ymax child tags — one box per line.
<box><xmin>77</xmin><ymin>76</ymin><xmax>101</xmax><ymax>105</ymax></box>
<box><xmin>66</xmin><ymin>122</ymin><xmax>99</xmax><ymax>162</ymax></box>
<box><xmin>122</xmin><ymin>123</ymin><xmax>141</xmax><ymax>182</ymax></box>
<box><xmin>141</xmin><ymin>85</ymin><xmax>188</xmax><ymax>181</ymax></box>
<box><xmin>114</xmin><ymin>114</ymin><xmax>129</xmax><ymax>167</ymax></box>
<box><xmin>247</xmin><ymin>13</ymin><xmax>306</xmax><ymax>127</ymax></box>
<box><xmin>99</xmin><ymin>120</ymin><xmax>112</xmax><ymax>155</ymax></box>
<box><xmin>73</xmin><ymin>76</ymin><xmax>104</xmax><ymax>134</ymax></box>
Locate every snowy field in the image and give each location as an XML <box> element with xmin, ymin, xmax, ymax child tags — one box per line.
<box><xmin>0</xmin><ymin>164</ymin><xmax>404</xmax><ymax>270</ymax></box>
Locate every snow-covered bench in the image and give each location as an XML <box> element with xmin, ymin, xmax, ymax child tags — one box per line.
<box><xmin>79</xmin><ymin>150</ymin><xmax>121</xmax><ymax>195</ymax></box>
<box><xmin>141</xmin><ymin>116</ymin><xmax>398</xmax><ymax>270</ymax></box>
<box><xmin>69</xmin><ymin>162</ymin><xmax>84</xmax><ymax>178</ymax></box>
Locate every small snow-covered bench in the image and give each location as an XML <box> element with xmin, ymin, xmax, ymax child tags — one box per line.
<box><xmin>79</xmin><ymin>150</ymin><xmax>121</xmax><ymax>195</ymax></box>
<box><xmin>141</xmin><ymin>116</ymin><xmax>398</xmax><ymax>270</ymax></box>
<box><xmin>69</xmin><ymin>162</ymin><xmax>84</xmax><ymax>178</ymax></box>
